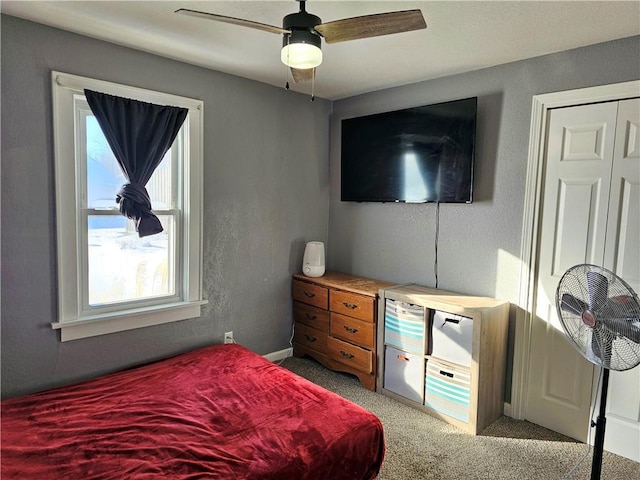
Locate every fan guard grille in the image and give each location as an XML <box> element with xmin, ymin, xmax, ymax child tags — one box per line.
<box><xmin>556</xmin><ymin>264</ymin><xmax>640</xmax><ymax>371</ymax></box>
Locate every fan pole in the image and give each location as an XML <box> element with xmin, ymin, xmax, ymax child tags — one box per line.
<box><xmin>590</xmin><ymin>368</ymin><xmax>609</xmax><ymax>480</ymax></box>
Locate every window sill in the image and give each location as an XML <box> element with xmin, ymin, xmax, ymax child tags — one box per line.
<box><xmin>51</xmin><ymin>300</ymin><xmax>208</xmax><ymax>342</ymax></box>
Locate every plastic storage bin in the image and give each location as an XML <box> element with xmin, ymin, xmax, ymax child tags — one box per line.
<box><xmin>384</xmin><ymin>299</ymin><xmax>426</xmax><ymax>354</ymax></box>
<box><xmin>424</xmin><ymin>358</ymin><xmax>471</xmax><ymax>423</ymax></box>
<box><xmin>430</xmin><ymin>310</ymin><xmax>473</xmax><ymax>367</ymax></box>
<box><xmin>384</xmin><ymin>346</ymin><xmax>425</xmax><ymax>403</ymax></box>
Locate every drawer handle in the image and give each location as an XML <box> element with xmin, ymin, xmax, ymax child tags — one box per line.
<box><xmin>339</xmin><ymin>350</ymin><xmax>355</xmax><ymax>359</ymax></box>
<box><xmin>441</xmin><ymin>317</ymin><xmax>461</xmax><ymax>327</ymax></box>
<box><xmin>305</xmin><ymin>313</ymin><xmax>317</xmax><ymax>321</ymax></box>
<box><xmin>304</xmin><ymin>334</ymin><xmax>317</xmax><ymax>342</ymax></box>
<box><xmin>303</xmin><ymin>291</ymin><xmax>316</xmax><ymax>299</ymax></box>
<box><xmin>342</xmin><ymin>302</ymin><xmax>358</xmax><ymax>310</ymax></box>
<box><xmin>343</xmin><ymin>325</ymin><xmax>358</xmax><ymax>334</ymax></box>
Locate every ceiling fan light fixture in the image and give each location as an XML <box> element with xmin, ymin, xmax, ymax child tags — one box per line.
<box><xmin>281</xmin><ymin>30</ymin><xmax>322</xmax><ymax>69</ymax></box>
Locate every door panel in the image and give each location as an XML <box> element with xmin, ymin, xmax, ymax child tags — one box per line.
<box><xmin>544</xmin><ymin>303</ymin><xmax>590</xmax><ymax>407</ymax></box>
<box><xmin>526</xmin><ymin>102</ymin><xmax>618</xmax><ymax>441</ymax></box>
<box><xmin>553</xmin><ymin>178</ymin><xmax>605</xmax><ymax>273</ymax></box>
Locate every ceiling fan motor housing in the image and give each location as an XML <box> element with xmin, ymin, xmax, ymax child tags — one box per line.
<box><xmin>282</xmin><ymin>11</ymin><xmax>322</xmax><ymax>51</ymax></box>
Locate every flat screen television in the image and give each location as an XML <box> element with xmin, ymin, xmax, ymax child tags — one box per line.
<box><xmin>341</xmin><ymin>97</ymin><xmax>477</xmax><ymax>203</ymax></box>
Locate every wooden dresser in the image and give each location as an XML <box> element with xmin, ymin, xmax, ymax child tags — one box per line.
<box><xmin>292</xmin><ymin>271</ymin><xmax>393</xmax><ymax>391</ymax></box>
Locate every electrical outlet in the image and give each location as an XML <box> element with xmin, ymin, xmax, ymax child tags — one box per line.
<box><xmin>224</xmin><ymin>331</ymin><xmax>234</xmax><ymax>344</ymax></box>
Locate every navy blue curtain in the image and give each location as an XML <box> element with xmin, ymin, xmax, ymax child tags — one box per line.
<box><xmin>84</xmin><ymin>89</ymin><xmax>188</xmax><ymax>237</ymax></box>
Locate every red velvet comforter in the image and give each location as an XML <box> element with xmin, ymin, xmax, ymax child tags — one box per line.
<box><xmin>1</xmin><ymin>344</ymin><xmax>384</xmax><ymax>479</ymax></box>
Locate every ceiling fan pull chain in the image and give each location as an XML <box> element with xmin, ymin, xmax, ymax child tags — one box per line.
<box><xmin>284</xmin><ymin>34</ymin><xmax>291</xmax><ymax>90</ymax></box>
<box><xmin>311</xmin><ymin>68</ymin><xmax>315</xmax><ymax>101</ymax></box>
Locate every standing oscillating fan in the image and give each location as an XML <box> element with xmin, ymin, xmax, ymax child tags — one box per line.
<box><xmin>556</xmin><ymin>264</ymin><xmax>640</xmax><ymax>480</ymax></box>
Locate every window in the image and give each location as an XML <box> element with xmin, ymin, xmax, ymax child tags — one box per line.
<box><xmin>52</xmin><ymin>72</ymin><xmax>206</xmax><ymax>341</ymax></box>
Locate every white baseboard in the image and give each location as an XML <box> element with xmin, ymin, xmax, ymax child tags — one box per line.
<box><xmin>263</xmin><ymin>347</ymin><xmax>293</xmax><ymax>362</ymax></box>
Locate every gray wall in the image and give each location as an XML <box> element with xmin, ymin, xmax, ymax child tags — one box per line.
<box><xmin>1</xmin><ymin>15</ymin><xmax>331</xmax><ymax>398</ymax></box>
<box><xmin>2</xmin><ymin>13</ymin><xmax>638</xmax><ymax>402</ymax></box>
<box><xmin>329</xmin><ymin>35</ymin><xmax>640</xmax><ymax>401</ymax></box>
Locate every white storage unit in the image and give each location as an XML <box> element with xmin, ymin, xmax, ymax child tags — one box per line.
<box><xmin>376</xmin><ymin>283</ymin><xmax>509</xmax><ymax>435</ymax></box>
<box><xmin>431</xmin><ymin>311</ymin><xmax>473</xmax><ymax>367</ymax></box>
<box><xmin>384</xmin><ymin>346</ymin><xmax>425</xmax><ymax>403</ymax></box>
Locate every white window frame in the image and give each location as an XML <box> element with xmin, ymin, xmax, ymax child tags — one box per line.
<box><xmin>51</xmin><ymin>71</ymin><xmax>206</xmax><ymax>341</ymax></box>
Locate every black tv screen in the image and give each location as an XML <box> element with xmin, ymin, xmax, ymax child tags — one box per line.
<box><xmin>341</xmin><ymin>97</ymin><xmax>477</xmax><ymax>203</ymax></box>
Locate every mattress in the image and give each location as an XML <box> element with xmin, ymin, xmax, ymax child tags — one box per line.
<box><xmin>1</xmin><ymin>343</ymin><xmax>384</xmax><ymax>479</ymax></box>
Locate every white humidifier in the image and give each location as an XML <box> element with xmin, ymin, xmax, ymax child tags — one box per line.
<box><xmin>302</xmin><ymin>241</ymin><xmax>325</xmax><ymax>277</ymax></box>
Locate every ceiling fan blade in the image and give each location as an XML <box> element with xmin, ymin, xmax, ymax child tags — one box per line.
<box><xmin>291</xmin><ymin>67</ymin><xmax>315</xmax><ymax>83</ymax></box>
<box><xmin>175</xmin><ymin>8</ymin><xmax>289</xmax><ymax>35</ymax></box>
<box><xmin>314</xmin><ymin>9</ymin><xmax>426</xmax><ymax>44</ymax></box>
<box><xmin>587</xmin><ymin>270</ymin><xmax>609</xmax><ymax>311</ymax></box>
<box><xmin>560</xmin><ymin>293</ymin><xmax>589</xmax><ymax>316</ymax></box>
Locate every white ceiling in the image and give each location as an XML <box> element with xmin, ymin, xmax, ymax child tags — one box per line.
<box><xmin>3</xmin><ymin>1</ymin><xmax>639</xmax><ymax>100</ymax></box>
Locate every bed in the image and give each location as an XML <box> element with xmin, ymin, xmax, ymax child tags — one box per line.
<box><xmin>1</xmin><ymin>343</ymin><xmax>384</xmax><ymax>479</ymax></box>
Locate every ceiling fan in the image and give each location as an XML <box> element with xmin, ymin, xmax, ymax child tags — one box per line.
<box><xmin>175</xmin><ymin>1</ymin><xmax>427</xmax><ymax>84</ymax></box>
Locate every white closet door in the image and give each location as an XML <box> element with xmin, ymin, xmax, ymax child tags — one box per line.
<box><xmin>526</xmin><ymin>102</ymin><xmax>618</xmax><ymax>442</ymax></box>
<box><xmin>605</xmin><ymin>98</ymin><xmax>640</xmax><ymax>294</ymax></box>
<box><xmin>602</xmin><ymin>98</ymin><xmax>640</xmax><ymax>461</ymax></box>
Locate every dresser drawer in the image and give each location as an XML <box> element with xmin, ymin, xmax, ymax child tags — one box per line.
<box><xmin>327</xmin><ymin>336</ymin><xmax>373</xmax><ymax>373</ymax></box>
<box><xmin>330</xmin><ymin>312</ymin><xmax>375</xmax><ymax>349</ymax></box>
<box><xmin>330</xmin><ymin>290</ymin><xmax>375</xmax><ymax>322</ymax></box>
<box><xmin>294</xmin><ymin>301</ymin><xmax>330</xmax><ymax>332</ymax></box>
<box><xmin>293</xmin><ymin>279</ymin><xmax>329</xmax><ymax>309</ymax></box>
<box><xmin>294</xmin><ymin>323</ymin><xmax>328</xmax><ymax>354</ymax></box>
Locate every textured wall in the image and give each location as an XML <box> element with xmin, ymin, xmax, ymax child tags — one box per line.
<box><xmin>329</xmin><ymin>36</ymin><xmax>640</xmax><ymax>401</ymax></box>
<box><xmin>2</xmin><ymin>13</ymin><xmax>638</xmax><ymax>402</ymax></box>
<box><xmin>1</xmin><ymin>15</ymin><xmax>331</xmax><ymax>398</ymax></box>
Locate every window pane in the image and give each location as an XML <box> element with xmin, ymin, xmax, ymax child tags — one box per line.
<box><xmin>85</xmin><ymin>116</ymin><xmax>173</xmax><ymax>209</ymax></box>
<box><xmin>146</xmin><ymin>146</ymin><xmax>174</xmax><ymax>210</ymax></box>
<box><xmin>86</xmin><ymin>116</ymin><xmax>125</xmax><ymax>209</ymax></box>
<box><xmin>87</xmin><ymin>215</ymin><xmax>175</xmax><ymax>306</ymax></box>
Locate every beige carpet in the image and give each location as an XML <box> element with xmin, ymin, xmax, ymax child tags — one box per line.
<box><xmin>280</xmin><ymin>356</ymin><xmax>640</xmax><ymax>480</ymax></box>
